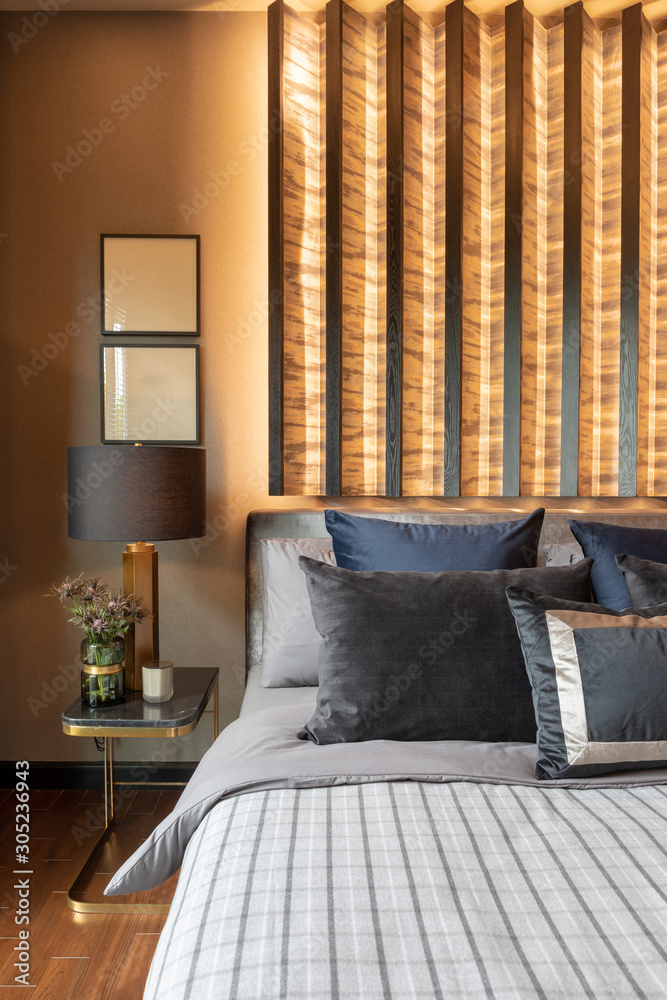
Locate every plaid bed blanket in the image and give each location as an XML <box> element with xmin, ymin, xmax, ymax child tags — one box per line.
<box><xmin>145</xmin><ymin>779</ymin><xmax>667</xmax><ymax>1000</ymax></box>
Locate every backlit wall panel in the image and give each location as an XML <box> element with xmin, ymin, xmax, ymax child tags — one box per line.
<box><xmin>401</xmin><ymin>8</ymin><xmax>446</xmax><ymax>496</ymax></box>
<box><xmin>460</xmin><ymin>12</ymin><xmax>505</xmax><ymax>496</ymax></box>
<box><xmin>269</xmin><ymin>0</ymin><xmax>667</xmax><ymax>498</ymax></box>
<box><xmin>519</xmin><ymin>14</ymin><xmax>564</xmax><ymax>496</ymax></box>
<box><xmin>339</xmin><ymin>4</ymin><xmax>387</xmax><ymax>495</ymax></box>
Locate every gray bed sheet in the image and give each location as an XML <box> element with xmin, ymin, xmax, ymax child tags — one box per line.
<box><xmin>239</xmin><ymin>661</ymin><xmax>317</xmax><ymax>718</ymax></box>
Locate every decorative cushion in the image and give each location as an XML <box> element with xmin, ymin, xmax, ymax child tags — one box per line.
<box><xmin>325</xmin><ymin>508</ymin><xmax>545</xmax><ymax>572</ymax></box>
<box><xmin>616</xmin><ymin>553</ymin><xmax>667</xmax><ymax>608</ymax></box>
<box><xmin>297</xmin><ymin>556</ymin><xmax>593</xmax><ymax>745</ymax></box>
<box><xmin>260</xmin><ymin>538</ymin><xmax>336</xmax><ymax>687</ymax></box>
<box><xmin>568</xmin><ymin>518</ymin><xmax>667</xmax><ymax>610</ymax></box>
<box><xmin>506</xmin><ymin>586</ymin><xmax>667</xmax><ymax>779</ymax></box>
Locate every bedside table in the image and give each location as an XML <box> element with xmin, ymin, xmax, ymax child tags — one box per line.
<box><xmin>61</xmin><ymin>666</ymin><xmax>218</xmax><ymax>914</ymax></box>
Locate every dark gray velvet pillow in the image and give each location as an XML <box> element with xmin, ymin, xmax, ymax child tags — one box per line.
<box><xmin>297</xmin><ymin>556</ymin><xmax>593</xmax><ymax>745</ymax></box>
<box><xmin>615</xmin><ymin>553</ymin><xmax>667</xmax><ymax>607</ymax></box>
<box><xmin>506</xmin><ymin>586</ymin><xmax>667</xmax><ymax>779</ymax></box>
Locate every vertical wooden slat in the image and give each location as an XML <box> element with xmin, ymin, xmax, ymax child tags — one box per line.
<box><xmin>434</xmin><ymin>20</ymin><xmax>447</xmax><ymax>492</ymax></box>
<box><xmin>519</xmin><ymin>16</ymin><xmax>564</xmax><ymax>496</ymax></box>
<box><xmin>578</xmin><ymin>11</ymin><xmax>602</xmax><ymax>496</ymax></box>
<box><xmin>636</xmin><ymin>15</ymin><xmax>658</xmax><ymax>496</ymax></box>
<box><xmin>338</xmin><ymin>3</ymin><xmax>386</xmax><ymax>496</ymax></box>
<box><xmin>268</xmin><ymin>0</ymin><xmax>284</xmax><ymax>496</ymax></box>
<box><xmin>385</xmin><ymin>0</ymin><xmax>403</xmax><ymax>497</ymax></box>
<box><xmin>619</xmin><ymin>2</ymin><xmax>642</xmax><ymax>497</ymax></box>
<box><xmin>560</xmin><ymin>1</ymin><xmax>583</xmax><ymax>496</ymax></box>
<box><xmin>326</xmin><ymin>0</ymin><xmax>342</xmax><ymax>497</ymax></box>
<box><xmin>489</xmin><ymin>25</ymin><xmax>506</xmax><ymax>496</ymax></box>
<box><xmin>651</xmin><ymin>32</ymin><xmax>667</xmax><ymax>494</ymax></box>
<box><xmin>460</xmin><ymin>12</ymin><xmax>505</xmax><ymax>497</ymax></box>
<box><xmin>281</xmin><ymin>5</ymin><xmax>326</xmax><ymax>495</ymax></box>
<box><xmin>544</xmin><ymin>23</ymin><xmax>565</xmax><ymax>494</ymax></box>
<box><xmin>503</xmin><ymin>0</ymin><xmax>523</xmax><ymax>496</ymax></box>
<box><xmin>579</xmin><ymin>21</ymin><xmax>622</xmax><ymax>496</ymax></box>
<box><xmin>445</xmin><ymin>0</ymin><xmax>463</xmax><ymax>496</ymax></box>
<box><xmin>402</xmin><ymin>6</ymin><xmax>444</xmax><ymax>496</ymax></box>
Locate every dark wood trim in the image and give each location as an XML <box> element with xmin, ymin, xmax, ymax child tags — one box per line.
<box><xmin>444</xmin><ymin>0</ymin><xmax>464</xmax><ymax>497</ymax></box>
<box><xmin>560</xmin><ymin>1</ymin><xmax>583</xmax><ymax>496</ymax></box>
<box><xmin>619</xmin><ymin>2</ymin><xmax>642</xmax><ymax>497</ymax></box>
<box><xmin>326</xmin><ymin>0</ymin><xmax>344</xmax><ymax>497</ymax></box>
<box><xmin>0</xmin><ymin>761</ymin><xmax>197</xmax><ymax>790</ymax></box>
<box><xmin>385</xmin><ymin>0</ymin><xmax>404</xmax><ymax>497</ymax></box>
<box><xmin>503</xmin><ymin>0</ymin><xmax>524</xmax><ymax>497</ymax></box>
<box><xmin>268</xmin><ymin>0</ymin><xmax>285</xmax><ymax>495</ymax></box>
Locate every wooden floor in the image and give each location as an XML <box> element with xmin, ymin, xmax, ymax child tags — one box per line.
<box><xmin>0</xmin><ymin>786</ymin><xmax>180</xmax><ymax>998</ymax></box>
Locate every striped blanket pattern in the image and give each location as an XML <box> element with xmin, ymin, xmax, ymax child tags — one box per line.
<box><xmin>145</xmin><ymin>780</ymin><xmax>667</xmax><ymax>1000</ymax></box>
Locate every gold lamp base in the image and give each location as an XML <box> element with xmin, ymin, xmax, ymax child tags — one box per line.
<box><xmin>122</xmin><ymin>542</ymin><xmax>159</xmax><ymax>691</ymax></box>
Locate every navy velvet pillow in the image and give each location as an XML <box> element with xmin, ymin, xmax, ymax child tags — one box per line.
<box><xmin>325</xmin><ymin>508</ymin><xmax>545</xmax><ymax>572</ymax></box>
<box><xmin>568</xmin><ymin>519</ymin><xmax>667</xmax><ymax>610</ymax></box>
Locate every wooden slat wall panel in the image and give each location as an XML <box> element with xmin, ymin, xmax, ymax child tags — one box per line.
<box><xmin>519</xmin><ymin>14</ymin><xmax>564</xmax><ymax>495</ymax></box>
<box><xmin>637</xmin><ymin>16</ymin><xmax>658</xmax><ymax>496</ymax></box>
<box><xmin>401</xmin><ymin>7</ymin><xmax>445</xmax><ymax>496</ymax></box>
<box><xmin>460</xmin><ymin>12</ymin><xmax>505</xmax><ymax>496</ymax></box>
<box><xmin>271</xmin><ymin>0</ymin><xmax>667</xmax><ymax>499</ymax></box>
<box><xmin>339</xmin><ymin>4</ymin><xmax>387</xmax><ymax>495</ymax></box>
<box><xmin>281</xmin><ymin>5</ymin><xmax>326</xmax><ymax>495</ymax></box>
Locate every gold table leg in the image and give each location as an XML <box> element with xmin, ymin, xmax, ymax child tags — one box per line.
<box><xmin>67</xmin><ymin>735</ymin><xmax>169</xmax><ymax>914</ymax></box>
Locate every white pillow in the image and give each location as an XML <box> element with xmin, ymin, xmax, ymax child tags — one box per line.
<box><xmin>260</xmin><ymin>538</ymin><xmax>336</xmax><ymax>687</ymax></box>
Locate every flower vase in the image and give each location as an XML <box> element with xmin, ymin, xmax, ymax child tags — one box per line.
<box><xmin>80</xmin><ymin>637</ymin><xmax>126</xmax><ymax>707</ymax></box>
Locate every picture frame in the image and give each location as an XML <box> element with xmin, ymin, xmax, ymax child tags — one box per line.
<box><xmin>101</xmin><ymin>345</ymin><xmax>200</xmax><ymax>445</ymax></box>
<box><xmin>101</xmin><ymin>234</ymin><xmax>200</xmax><ymax>336</ymax></box>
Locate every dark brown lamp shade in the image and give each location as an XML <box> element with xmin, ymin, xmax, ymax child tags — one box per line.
<box><xmin>68</xmin><ymin>446</ymin><xmax>206</xmax><ymax>541</ymax></box>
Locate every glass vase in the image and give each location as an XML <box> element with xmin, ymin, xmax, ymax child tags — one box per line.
<box><xmin>80</xmin><ymin>638</ymin><xmax>126</xmax><ymax>708</ymax></box>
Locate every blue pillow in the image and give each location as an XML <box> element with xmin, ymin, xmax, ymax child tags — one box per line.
<box><xmin>569</xmin><ymin>519</ymin><xmax>667</xmax><ymax>610</ymax></box>
<box><xmin>325</xmin><ymin>508</ymin><xmax>545</xmax><ymax>571</ymax></box>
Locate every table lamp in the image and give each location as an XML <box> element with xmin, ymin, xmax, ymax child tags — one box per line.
<box><xmin>67</xmin><ymin>444</ymin><xmax>206</xmax><ymax>690</ymax></box>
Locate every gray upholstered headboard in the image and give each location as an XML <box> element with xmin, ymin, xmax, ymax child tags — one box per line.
<box><xmin>245</xmin><ymin>505</ymin><xmax>667</xmax><ymax>676</ymax></box>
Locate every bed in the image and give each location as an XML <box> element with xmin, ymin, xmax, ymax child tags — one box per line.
<box><xmin>106</xmin><ymin>508</ymin><xmax>667</xmax><ymax>1000</ymax></box>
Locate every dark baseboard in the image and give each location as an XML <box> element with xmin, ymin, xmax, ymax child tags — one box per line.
<box><xmin>0</xmin><ymin>760</ymin><xmax>197</xmax><ymax>790</ymax></box>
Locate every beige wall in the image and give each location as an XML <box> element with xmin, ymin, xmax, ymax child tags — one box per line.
<box><xmin>0</xmin><ymin>10</ymin><xmax>300</xmax><ymax>763</ymax></box>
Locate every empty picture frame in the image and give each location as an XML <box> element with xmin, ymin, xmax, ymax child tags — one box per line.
<box><xmin>101</xmin><ymin>234</ymin><xmax>200</xmax><ymax>335</ymax></box>
<box><xmin>101</xmin><ymin>345</ymin><xmax>200</xmax><ymax>444</ymax></box>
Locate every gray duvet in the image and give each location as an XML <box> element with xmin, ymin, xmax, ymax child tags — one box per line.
<box><xmin>131</xmin><ymin>705</ymin><xmax>667</xmax><ymax>1000</ymax></box>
